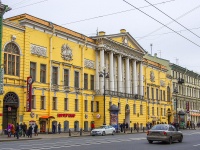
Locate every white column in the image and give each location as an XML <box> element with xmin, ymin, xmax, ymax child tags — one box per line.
<box><xmin>109</xmin><ymin>52</ymin><xmax>114</xmax><ymax>91</ymax></box>
<box><xmin>125</xmin><ymin>57</ymin><xmax>130</xmax><ymax>94</ymax></box>
<box><xmin>113</xmin><ymin>56</ymin><xmax>116</xmax><ymax>91</ymax></box>
<box><xmin>139</xmin><ymin>61</ymin><xmax>143</xmax><ymax>96</ymax></box>
<box><xmin>133</xmin><ymin>60</ymin><xmax>137</xmax><ymax>94</ymax></box>
<box><xmin>118</xmin><ymin>55</ymin><xmax>122</xmax><ymax>92</ymax></box>
<box><xmin>100</xmin><ymin>49</ymin><xmax>104</xmax><ymax>94</ymax></box>
<box><xmin>95</xmin><ymin>51</ymin><xmax>99</xmax><ymax>91</ymax></box>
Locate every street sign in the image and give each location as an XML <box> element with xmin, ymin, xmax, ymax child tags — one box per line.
<box><xmin>8</xmin><ymin>107</ymin><xmax>11</xmax><ymax>111</ymax></box>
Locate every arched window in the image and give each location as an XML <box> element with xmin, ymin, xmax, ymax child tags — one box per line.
<box><xmin>4</xmin><ymin>43</ymin><xmax>20</xmax><ymax>76</ymax></box>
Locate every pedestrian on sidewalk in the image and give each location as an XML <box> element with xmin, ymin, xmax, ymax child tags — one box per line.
<box><xmin>120</xmin><ymin>123</ymin><xmax>123</xmax><ymax>132</ymax></box>
<box><xmin>58</xmin><ymin>122</ymin><xmax>61</xmax><ymax>134</ymax></box>
<box><xmin>34</xmin><ymin>123</ymin><xmax>38</xmax><ymax>136</ymax></box>
<box><xmin>134</xmin><ymin>123</ymin><xmax>136</xmax><ymax>131</ymax></box>
<box><xmin>136</xmin><ymin>122</ymin><xmax>139</xmax><ymax>132</ymax></box>
<box><xmin>7</xmin><ymin>123</ymin><xmax>11</xmax><ymax>137</ymax></box>
<box><xmin>15</xmin><ymin>123</ymin><xmax>19</xmax><ymax>139</ymax></box>
<box><xmin>91</xmin><ymin>122</ymin><xmax>95</xmax><ymax>131</ymax></box>
<box><xmin>23</xmin><ymin>122</ymin><xmax>27</xmax><ymax>137</ymax></box>
<box><xmin>27</xmin><ymin>124</ymin><xmax>33</xmax><ymax>138</ymax></box>
<box><xmin>52</xmin><ymin>123</ymin><xmax>56</xmax><ymax>133</ymax></box>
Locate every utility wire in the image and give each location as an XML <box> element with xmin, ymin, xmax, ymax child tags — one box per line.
<box><xmin>10</xmin><ymin>0</ymin><xmax>30</xmax><ymax>7</ymax></box>
<box><xmin>145</xmin><ymin>0</ymin><xmax>200</xmax><ymax>39</ymax></box>
<box><xmin>61</xmin><ymin>0</ymin><xmax>176</xmax><ymax>25</ymax></box>
<box><xmin>138</xmin><ymin>3</ymin><xmax>200</xmax><ymax>41</ymax></box>
<box><xmin>123</xmin><ymin>0</ymin><xmax>200</xmax><ymax>48</ymax></box>
<box><xmin>12</xmin><ymin>0</ymin><xmax>48</xmax><ymax>10</ymax></box>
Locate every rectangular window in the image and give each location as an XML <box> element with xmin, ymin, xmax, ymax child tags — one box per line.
<box><xmin>64</xmin><ymin>98</ymin><xmax>68</xmax><ymax>111</ymax></box>
<box><xmin>109</xmin><ymin>101</ymin><xmax>112</xmax><ymax>108</ymax></box>
<box><xmin>31</xmin><ymin>95</ymin><xmax>35</xmax><ymax>109</ymax></box>
<box><xmin>84</xmin><ymin>73</ymin><xmax>88</xmax><ymax>89</ymax></box>
<box><xmin>157</xmin><ymin>107</ymin><xmax>159</xmax><ymax>116</ymax></box>
<box><xmin>147</xmin><ymin>87</ymin><xmax>149</xmax><ymax>99</ymax></box>
<box><xmin>52</xmin><ymin>67</ymin><xmax>58</xmax><ymax>85</ymax></box>
<box><xmin>40</xmin><ymin>64</ymin><xmax>46</xmax><ymax>83</ymax></box>
<box><xmin>152</xmin><ymin>107</ymin><xmax>154</xmax><ymax>115</ymax></box>
<box><xmin>160</xmin><ymin>90</ymin><xmax>162</xmax><ymax>101</ymax></box>
<box><xmin>52</xmin><ymin>97</ymin><xmax>57</xmax><ymax>110</ymax></box>
<box><xmin>156</xmin><ymin>89</ymin><xmax>158</xmax><ymax>100</ymax></box>
<box><xmin>164</xmin><ymin>108</ymin><xmax>166</xmax><ymax>116</ymax></box>
<box><xmin>161</xmin><ymin>108</ymin><xmax>163</xmax><ymax>116</ymax></box>
<box><xmin>30</xmin><ymin>62</ymin><xmax>36</xmax><ymax>81</ymax></box>
<box><xmin>16</xmin><ymin>56</ymin><xmax>20</xmax><ymax>76</ymax></box>
<box><xmin>163</xmin><ymin>91</ymin><xmax>166</xmax><ymax>101</ymax></box>
<box><xmin>91</xmin><ymin>101</ymin><xmax>94</xmax><ymax>112</ymax></box>
<box><xmin>147</xmin><ymin>106</ymin><xmax>150</xmax><ymax>115</ymax></box>
<box><xmin>118</xmin><ymin>102</ymin><xmax>121</xmax><ymax>113</ymax></box>
<box><xmin>75</xmin><ymin>99</ymin><xmax>79</xmax><ymax>111</ymax></box>
<box><xmin>96</xmin><ymin>101</ymin><xmax>99</xmax><ymax>112</ymax></box>
<box><xmin>152</xmin><ymin>88</ymin><xmax>154</xmax><ymax>100</ymax></box>
<box><xmin>90</xmin><ymin>75</ymin><xmax>94</xmax><ymax>90</ymax></box>
<box><xmin>41</xmin><ymin>96</ymin><xmax>45</xmax><ymax>109</ymax></box>
<box><xmin>133</xmin><ymin>104</ymin><xmax>136</xmax><ymax>114</ymax></box>
<box><xmin>74</xmin><ymin>71</ymin><xmax>79</xmax><ymax>88</ymax></box>
<box><xmin>140</xmin><ymin>105</ymin><xmax>143</xmax><ymax>115</ymax></box>
<box><xmin>64</xmin><ymin>69</ymin><xmax>69</xmax><ymax>86</ymax></box>
<box><xmin>84</xmin><ymin>100</ymin><xmax>88</xmax><ymax>112</ymax></box>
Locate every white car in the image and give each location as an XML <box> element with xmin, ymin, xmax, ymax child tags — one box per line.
<box><xmin>91</xmin><ymin>125</ymin><xmax>116</xmax><ymax>136</ymax></box>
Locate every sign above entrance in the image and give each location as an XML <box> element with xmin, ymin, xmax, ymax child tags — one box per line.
<box><xmin>27</xmin><ymin>77</ymin><xmax>33</xmax><ymax>112</ymax></box>
<box><xmin>8</xmin><ymin>107</ymin><xmax>11</xmax><ymax>111</ymax></box>
<box><xmin>57</xmin><ymin>113</ymin><xmax>75</xmax><ymax>118</ymax></box>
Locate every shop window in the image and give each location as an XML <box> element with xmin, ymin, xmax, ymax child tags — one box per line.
<box><xmin>4</xmin><ymin>42</ymin><xmax>20</xmax><ymax>76</ymax></box>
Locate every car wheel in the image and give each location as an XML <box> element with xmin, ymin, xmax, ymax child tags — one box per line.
<box><xmin>112</xmin><ymin>131</ymin><xmax>115</xmax><ymax>135</ymax></box>
<box><xmin>168</xmin><ymin>137</ymin><xmax>172</xmax><ymax>144</ymax></box>
<box><xmin>102</xmin><ymin>131</ymin><xmax>105</xmax><ymax>136</ymax></box>
<box><xmin>178</xmin><ymin>136</ymin><xmax>183</xmax><ymax>143</ymax></box>
<box><xmin>148</xmin><ymin>140</ymin><xmax>153</xmax><ymax>144</ymax></box>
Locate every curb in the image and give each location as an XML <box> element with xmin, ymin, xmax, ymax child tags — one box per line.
<box><xmin>0</xmin><ymin>138</ymin><xmax>42</xmax><ymax>142</ymax></box>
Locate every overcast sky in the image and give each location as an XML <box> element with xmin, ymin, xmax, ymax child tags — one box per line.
<box><xmin>2</xmin><ymin>0</ymin><xmax>200</xmax><ymax>73</ymax></box>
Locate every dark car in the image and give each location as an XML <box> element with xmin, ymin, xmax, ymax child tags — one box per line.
<box><xmin>147</xmin><ymin>124</ymin><xmax>183</xmax><ymax>144</ymax></box>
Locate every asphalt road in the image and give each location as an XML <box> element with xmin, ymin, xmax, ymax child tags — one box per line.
<box><xmin>0</xmin><ymin>130</ymin><xmax>200</xmax><ymax>150</ymax></box>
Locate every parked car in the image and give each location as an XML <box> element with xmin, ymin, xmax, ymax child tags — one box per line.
<box><xmin>91</xmin><ymin>125</ymin><xmax>116</xmax><ymax>136</ymax></box>
<box><xmin>146</xmin><ymin>124</ymin><xmax>183</xmax><ymax>144</ymax></box>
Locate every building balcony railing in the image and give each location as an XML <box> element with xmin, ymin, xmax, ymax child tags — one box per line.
<box><xmin>104</xmin><ymin>90</ymin><xmax>144</xmax><ymax>100</ymax></box>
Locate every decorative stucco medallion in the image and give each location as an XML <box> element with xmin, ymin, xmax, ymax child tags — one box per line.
<box><xmin>61</xmin><ymin>44</ymin><xmax>73</xmax><ymax>61</ymax></box>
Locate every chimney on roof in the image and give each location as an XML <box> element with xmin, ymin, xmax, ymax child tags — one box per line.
<box><xmin>99</xmin><ymin>31</ymin><xmax>105</xmax><ymax>36</ymax></box>
<box><xmin>120</xmin><ymin>29</ymin><xmax>126</xmax><ymax>33</ymax></box>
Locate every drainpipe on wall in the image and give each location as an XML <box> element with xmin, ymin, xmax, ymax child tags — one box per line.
<box><xmin>81</xmin><ymin>36</ymin><xmax>87</xmax><ymax>130</ymax></box>
<box><xmin>48</xmin><ymin>22</ymin><xmax>55</xmax><ymax>133</ymax></box>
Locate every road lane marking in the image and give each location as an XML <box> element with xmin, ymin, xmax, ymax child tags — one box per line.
<box><xmin>193</xmin><ymin>144</ymin><xmax>200</xmax><ymax>147</ymax></box>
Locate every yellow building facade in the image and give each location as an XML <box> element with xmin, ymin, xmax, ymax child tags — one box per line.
<box><xmin>0</xmin><ymin>14</ymin><xmax>172</xmax><ymax>133</ymax></box>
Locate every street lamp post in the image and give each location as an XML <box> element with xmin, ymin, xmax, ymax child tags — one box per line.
<box><xmin>99</xmin><ymin>68</ymin><xmax>109</xmax><ymax>125</ymax></box>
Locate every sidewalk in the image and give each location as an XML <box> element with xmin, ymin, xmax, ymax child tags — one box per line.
<box><xmin>0</xmin><ymin>130</ymin><xmax>145</xmax><ymax>142</ymax></box>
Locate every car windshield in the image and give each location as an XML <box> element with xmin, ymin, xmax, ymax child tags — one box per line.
<box><xmin>97</xmin><ymin>126</ymin><xmax>106</xmax><ymax>129</ymax></box>
<box><xmin>151</xmin><ymin>125</ymin><xmax>168</xmax><ymax>130</ymax></box>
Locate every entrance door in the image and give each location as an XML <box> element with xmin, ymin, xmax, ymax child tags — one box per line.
<box><xmin>3</xmin><ymin>92</ymin><xmax>19</xmax><ymax>130</ymax></box>
<box><xmin>125</xmin><ymin>104</ymin><xmax>130</xmax><ymax>127</ymax></box>
<box><xmin>84</xmin><ymin>121</ymin><xmax>88</xmax><ymax>131</ymax></box>
<box><xmin>40</xmin><ymin>121</ymin><xmax>46</xmax><ymax>133</ymax></box>
<box><xmin>64</xmin><ymin>121</ymin><xmax>69</xmax><ymax>132</ymax></box>
<box><xmin>52</xmin><ymin>121</ymin><xmax>57</xmax><ymax>133</ymax></box>
<box><xmin>74</xmin><ymin>121</ymin><xmax>79</xmax><ymax>131</ymax></box>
